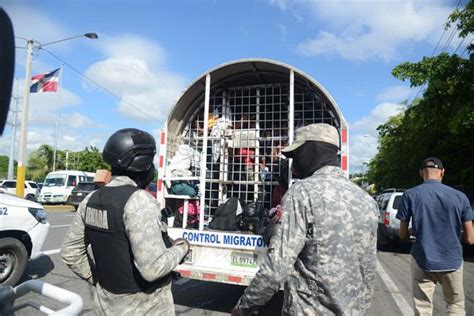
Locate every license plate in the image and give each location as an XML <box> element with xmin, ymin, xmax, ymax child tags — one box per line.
<box><xmin>183</xmin><ymin>249</ymin><xmax>193</xmax><ymax>264</ymax></box>
<box><xmin>231</xmin><ymin>252</ymin><xmax>257</xmax><ymax>268</ymax></box>
<box><xmin>77</xmin><ymin>192</ymin><xmax>83</xmax><ymax>196</ymax></box>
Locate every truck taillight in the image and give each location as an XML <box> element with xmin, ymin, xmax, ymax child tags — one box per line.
<box><xmin>383</xmin><ymin>212</ymin><xmax>390</xmax><ymax>225</ymax></box>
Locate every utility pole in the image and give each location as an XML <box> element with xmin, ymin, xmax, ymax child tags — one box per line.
<box><xmin>8</xmin><ymin>80</ymin><xmax>21</xmax><ymax>180</ymax></box>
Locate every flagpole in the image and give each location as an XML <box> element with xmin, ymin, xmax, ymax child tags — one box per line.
<box><xmin>52</xmin><ymin>64</ymin><xmax>64</xmax><ymax>172</ymax></box>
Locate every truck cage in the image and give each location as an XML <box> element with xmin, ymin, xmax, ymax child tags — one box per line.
<box><xmin>156</xmin><ymin>59</ymin><xmax>349</xmax><ymax>285</ymax></box>
<box><xmin>158</xmin><ymin>59</ymin><xmax>348</xmax><ymax>227</ymax></box>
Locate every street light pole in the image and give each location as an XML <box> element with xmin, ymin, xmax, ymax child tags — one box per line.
<box><xmin>15</xmin><ymin>39</ymin><xmax>33</xmax><ymax>198</ymax></box>
<box><xmin>15</xmin><ymin>33</ymin><xmax>98</xmax><ymax>198</ymax></box>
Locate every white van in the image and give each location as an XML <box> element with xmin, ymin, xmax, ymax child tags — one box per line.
<box><xmin>38</xmin><ymin>171</ymin><xmax>95</xmax><ymax>204</ymax></box>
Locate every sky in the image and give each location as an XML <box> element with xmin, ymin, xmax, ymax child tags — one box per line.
<box><xmin>0</xmin><ymin>0</ymin><xmax>469</xmax><ymax>174</ymax></box>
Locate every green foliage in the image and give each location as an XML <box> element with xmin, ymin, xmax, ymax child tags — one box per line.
<box><xmin>0</xmin><ymin>155</ymin><xmax>16</xmax><ymax>179</ymax></box>
<box><xmin>26</xmin><ymin>145</ymin><xmax>109</xmax><ymax>181</ymax></box>
<box><xmin>75</xmin><ymin>146</ymin><xmax>109</xmax><ymax>172</ymax></box>
<box><xmin>26</xmin><ymin>144</ymin><xmax>54</xmax><ymax>182</ymax></box>
<box><xmin>368</xmin><ymin>1</ymin><xmax>474</xmax><ymax>195</ymax></box>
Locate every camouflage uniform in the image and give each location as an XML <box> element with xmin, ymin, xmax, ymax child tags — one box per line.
<box><xmin>237</xmin><ymin>166</ymin><xmax>378</xmax><ymax>315</ymax></box>
<box><xmin>61</xmin><ymin>176</ymin><xmax>188</xmax><ymax>315</ymax></box>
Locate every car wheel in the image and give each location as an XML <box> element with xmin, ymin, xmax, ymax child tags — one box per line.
<box><xmin>0</xmin><ymin>238</ymin><xmax>28</xmax><ymax>286</ymax></box>
<box><xmin>25</xmin><ymin>194</ymin><xmax>36</xmax><ymax>201</ymax></box>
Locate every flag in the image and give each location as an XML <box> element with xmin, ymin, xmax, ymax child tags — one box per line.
<box><xmin>30</xmin><ymin>68</ymin><xmax>60</xmax><ymax>93</ymax></box>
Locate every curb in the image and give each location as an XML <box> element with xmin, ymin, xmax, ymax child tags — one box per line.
<box><xmin>43</xmin><ymin>205</ymin><xmax>76</xmax><ymax>212</ymax></box>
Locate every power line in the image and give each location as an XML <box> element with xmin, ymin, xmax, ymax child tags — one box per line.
<box><xmin>440</xmin><ymin>26</ymin><xmax>459</xmax><ymax>54</ymax></box>
<box><xmin>440</xmin><ymin>0</ymin><xmax>462</xmax><ymax>54</ymax></box>
<box><xmin>42</xmin><ymin>48</ymin><xmax>161</xmax><ymax>122</ymax></box>
<box><xmin>431</xmin><ymin>26</ymin><xmax>447</xmax><ymax>57</ymax></box>
<box><xmin>453</xmin><ymin>36</ymin><xmax>467</xmax><ymax>55</ymax></box>
<box><xmin>406</xmin><ymin>0</ymin><xmax>463</xmax><ymax>105</ymax></box>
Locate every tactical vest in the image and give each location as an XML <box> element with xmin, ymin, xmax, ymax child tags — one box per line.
<box><xmin>84</xmin><ymin>185</ymin><xmax>161</xmax><ymax>294</ymax></box>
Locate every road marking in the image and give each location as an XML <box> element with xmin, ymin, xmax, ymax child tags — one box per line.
<box><xmin>40</xmin><ymin>248</ymin><xmax>61</xmax><ymax>256</ymax></box>
<box><xmin>51</xmin><ymin>225</ymin><xmax>70</xmax><ymax>228</ymax></box>
<box><xmin>377</xmin><ymin>261</ymin><xmax>413</xmax><ymax>316</ymax></box>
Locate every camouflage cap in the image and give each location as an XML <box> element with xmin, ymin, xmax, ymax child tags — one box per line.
<box><xmin>281</xmin><ymin>123</ymin><xmax>339</xmax><ymax>154</ymax></box>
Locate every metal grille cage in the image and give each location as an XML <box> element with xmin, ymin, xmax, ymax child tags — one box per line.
<box><xmin>169</xmin><ymin>82</ymin><xmax>340</xmax><ymax>218</ymax></box>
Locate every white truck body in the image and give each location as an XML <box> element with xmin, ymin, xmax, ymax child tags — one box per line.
<box><xmin>158</xmin><ymin>59</ymin><xmax>349</xmax><ymax>285</ymax></box>
<box><xmin>39</xmin><ymin>170</ymin><xmax>95</xmax><ymax>204</ymax></box>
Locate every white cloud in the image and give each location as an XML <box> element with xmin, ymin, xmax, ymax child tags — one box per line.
<box><xmin>376</xmin><ymin>85</ymin><xmax>412</xmax><ymax>103</ymax></box>
<box><xmin>349</xmin><ymin>102</ymin><xmax>404</xmax><ymax>172</ymax></box>
<box><xmin>275</xmin><ymin>0</ymin><xmax>455</xmax><ymax>61</ymax></box>
<box><xmin>0</xmin><ymin>126</ymin><xmax>109</xmax><ymax>161</ymax></box>
<box><xmin>85</xmin><ymin>35</ymin><xmax>186</xmax><ymax>122</ymax></box>
<box><xmin>61</xmin><ymin>112</ymin><xmax>101</xmax><ymax>129</ymax></box>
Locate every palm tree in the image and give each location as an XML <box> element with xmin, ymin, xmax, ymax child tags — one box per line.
<box><xmin>37</xmin><ymin>144</ymin><xmax>54</xmax><ymax>172</ymax></box>
<box><xmin>26</xmin><ymin>144</ymin><xmax>55</xmax><ymax>181</ymax></box>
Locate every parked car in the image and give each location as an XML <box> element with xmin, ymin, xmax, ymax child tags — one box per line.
<box><xmin>0</xmin><ymin>180</ymin><xmax>40</xmax><ymax>201</ymax></box>
<box><xmin>68</xmin><ymin>182</ymin><xmax>96</xmax><ymax>210</ymax></box>
<box><xmin>376</xmin><ymin>189</ymin><xmax>413</xmax><ymax>247</ymax></box>
<box><xmin>0</xmin><ymin>190</ymin><xmax>50</xmax><ymax>285</ymax></box>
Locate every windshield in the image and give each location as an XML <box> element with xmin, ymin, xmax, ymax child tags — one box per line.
<box><xmin>74</xmin><ymin>183</ymin><xmax>96</xmax><ymax>191</ymax></box>
<box><xmin>44</xmin><ymin>175</ymin><xmax>66</xmax><ymax>187</ymax></box>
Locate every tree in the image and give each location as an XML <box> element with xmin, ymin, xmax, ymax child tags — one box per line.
<box><xmin>75</xmin><ymin>146</ymin><xmax>109</xmax><ymax>172</ymax></box>
<box><xmin>368</xmin><ymin>1</ymin><xmax>474</xmax><ymax>195</ymax></box>
<box><xmin>0</xmin><ymin>155</ymin><xmax>13</xmax><ymax>179</ymax></box>
<box><xmin>26</xmin><ymin>145</ymin><xmax>109</xmax><ymax>181</ymax></box>
<box><xmin>26</xmin><ymin>144</ymin><xmax>56</xmax><ymax>181</ymax></box>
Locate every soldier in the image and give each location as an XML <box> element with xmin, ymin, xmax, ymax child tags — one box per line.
<box><xmin>233</xmin><ymin>123</ymin><xmax>378</xmax><ymax>315</ymax></box>
<box><xmin>61</xmin><ymin>128</ymin><xmax>190</xmax><ymax>315</ymax></box>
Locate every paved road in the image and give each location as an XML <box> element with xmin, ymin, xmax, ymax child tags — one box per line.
<box><xmin>11</xmin><ymin>208</ymin><xmax>474</xmax><ymax>315</ymax></box>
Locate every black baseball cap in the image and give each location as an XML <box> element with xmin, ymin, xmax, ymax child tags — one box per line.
<box><xmin>421</xmin><ymin>157</ymin><xmax>444</xmax><ymax>170</ymax></box>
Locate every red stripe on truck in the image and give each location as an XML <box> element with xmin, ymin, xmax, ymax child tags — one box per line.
<box><xmin>203</xmin><ymin>273</ymin><xmax>217</xmax><ymax>280</ymax></box>
<box><xmin>178</xmin><ymin>270</ymin><xmax>192</xmax><ymax>277</ymax></box>
<box><xmin>159</xmin><ymin>155</ymin><xmax>164</xmax><ymax>168</ymax></box>
<box><xmin>342</xmin><ymin>128</ymin><xmax>347</xmax><ymax>143</ymax></box>
<box><xmin>160</xmin><ymin>131</ymin><xmax>165</xmax><ymax>145</ymax></box>
<box><xmin>158</xmin><ymin>179</ymin><xmax>163</xmax><ymax>192</ymax></box>
<box><xmin>341</xmin><ymin>156</ymin><xmax>348</xmax><ymax>170</ymax></box>
<box><xmin>228</xmin><ymin>276</ymin><xmax>242</xmax><ymax>283</ymax></box>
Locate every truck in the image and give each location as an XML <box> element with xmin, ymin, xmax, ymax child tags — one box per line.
<box><xmin>158</xmin><ymin>58</ymin><xmax>349</xmax><ymax>286</ymax></box>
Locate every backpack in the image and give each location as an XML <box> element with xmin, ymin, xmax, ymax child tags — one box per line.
<box><xmin>208</xmin><ymin>197</ymin><xmax>246</xmax><ymax>231</ymax></box>
<box><xmin>173</xmin><ymin>201</ymin><xmax>200</xmax><ymax>229</ymax></box>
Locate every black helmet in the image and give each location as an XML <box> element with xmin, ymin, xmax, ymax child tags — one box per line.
<box><xmin>103</xmin><ymin>128</ymin><xmax>156</xmax><ymax>172</ymax></box>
